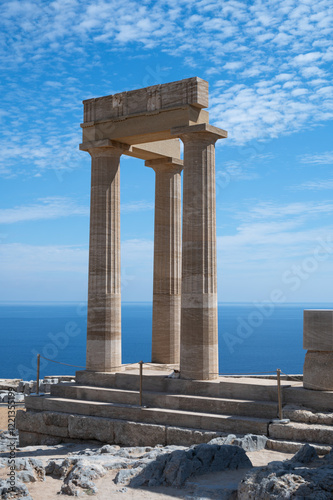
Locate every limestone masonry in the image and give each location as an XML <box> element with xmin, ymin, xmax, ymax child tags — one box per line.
<box><xmin>80</xmin><ymin>77</ymin><xmax>227</xmax><ymax>380</ymax></box>
<box><xmin>303</xmin><ymin>310</ymin><xmax>333</xmax><ymax>390</ymax></box>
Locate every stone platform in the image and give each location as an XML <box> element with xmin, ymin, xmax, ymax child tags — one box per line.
<box><xmin>16</xmin><ymin>365</ymin><xmax>333</xmax><ymax>453</ymax></box>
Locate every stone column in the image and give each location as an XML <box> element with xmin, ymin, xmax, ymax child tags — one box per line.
<box><xmin>145</xmin><ymin>158</ymin><xmax>183</xmax><ymax>365</ymax></box>
<box><xmin>86</xmin><ymin>146</ymin><xmax>122</xmax><ymax>372</ymax></box>
<box><xmin>171</xmin><ymin>123</ymin><xmax>227</xmax><ymax>380</ymax></box>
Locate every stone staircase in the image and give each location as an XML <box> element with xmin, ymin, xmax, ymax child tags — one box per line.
<box><xmin>16</xmin><ymin>367</ymin><xmax>333</xmax><ymax>454</ymax></box>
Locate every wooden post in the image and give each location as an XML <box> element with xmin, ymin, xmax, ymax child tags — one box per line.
<box><xmin>36</xmin><ymin>354</ymin><xmax>40</xmax><ymax>395</ymax></box>
<box><xmin>139</xmin><ymin>361</ymin><xmax>143</xmax><ymax>407</ymax></box>
<box><xmin>277</xmin><ymin>368</ymin><xmax>283</xmax><ymax>420</ymax></box>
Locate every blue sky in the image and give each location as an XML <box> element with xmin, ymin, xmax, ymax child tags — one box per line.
<box><xmin>0</xmin><ymin>0</ymin><xmax>333</xmax><ymax>303</ymax></box>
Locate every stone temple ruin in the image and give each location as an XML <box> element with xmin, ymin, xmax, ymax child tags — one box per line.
<box><xmin>16</xmin><ymin>78</ymin><xmax>333</xmax><ymax>452</ymax></box>
<box><xmin>80</xmin><ymin>76</ymin><xmax>227</xmax><ymax>380</ymax></box>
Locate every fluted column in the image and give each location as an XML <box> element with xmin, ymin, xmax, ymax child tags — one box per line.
<box><xmin>171</xmin><ymin>123</ymin><xmax>227</xmax><ymax>380</ymax></box>
<box><xmin>86</xmin><ymin>146</ymin><xmax>122</xmax><ymax>372</ymax></box>
<box><xmin>146</xmin><ymin>158</ymin><xmax>183</xmax><ymax>365</ymax></box>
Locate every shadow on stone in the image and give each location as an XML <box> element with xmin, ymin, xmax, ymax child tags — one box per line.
<box><xmin>129</xmin><ymin>443</ymin><xmax>252</xmax><ymax>488</ymax></box>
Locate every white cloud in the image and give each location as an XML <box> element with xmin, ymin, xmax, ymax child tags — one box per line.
<box><xmin>299</xmin><ymin>151</ymin><xmax>333</xmax><ymax>165</ymax></box>
<box><xmin>0</xmin><ymin>243</ymin><xmax>88</xmax><ymax>273</ymax></box>
<box><xmin>0</xmin><ymin>197</ymin><xmax>155</xmax><ymax>223</ymax></box>
<box><xmin>0</xmin><ymin>197</ymin><xmax>89</xmax><ymax>224</ymax></box>
<box><xmin>293</xmin><ymin>52</ymin><xmax>322</xmax><ymax>65</ymax></box>
<box><xmin>223</xmin><ymin>61</ymin><xmax>243</xmax><ymax>71</ymax></box>
<box><xmin>236</xmin><ymin>201</ymin><xmax>333</xmax><ymax>221</ymax></box>
<box><xmin>292</xmin><ymin>179</ymin><xmax>333</xmax><ymax>190</ymax></box>
<box><xmin>121</xmin><ymin>201</ymin><xmax>154</xmax><ymax>214</ymax></box>
<box><xmin>0</xmin><ymin>238</ymin><xmax>154</xmax><ymax>301</ymax></box>
<box><xmin>275</xmin><ymin>73</ymin><xmax>294</xmax><ymax>82</ymax></box>
<box><xmin>217</xmin><ymin>200</ymin><xmax>333</xmax><ymax>279</ymax></box>
<box><xmin>0</xmin><ymin>0</ymin><xmax>333</xmax><ymax>155</ymax></box>
<box><xmin>122</xmin><ymin>238</ymin><xmax>153</xmax><ymax>262</ymax></box>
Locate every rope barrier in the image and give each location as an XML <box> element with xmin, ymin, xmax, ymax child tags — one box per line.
<box><xmin>143</xmin><ymin>362</ymin><xmax>175</xmax><ymax>371</ymax></box>
<box><xmin>212</xmin><ymin>371</ymin><xmax>279</xmax><ymax>376</ymax></box>
<box><xmin>280</xmin><ymin>371</ymin><xmax>303</xmax><ymax>382</ymax></box>
<box><xmin>39</xmin><ymin>356</ymin><xmax>140</xmax><ymax>371</ymax></box>
<box><xmin>39</xmin><ymin>356</ymin><xmax>87</xmax><ymax>369</ymax></box>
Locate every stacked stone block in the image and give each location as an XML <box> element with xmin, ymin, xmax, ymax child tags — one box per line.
<box><xmin>303</xmin><ymin>310</ymin><xmax>333</xmax><ymax>390</ymax></box>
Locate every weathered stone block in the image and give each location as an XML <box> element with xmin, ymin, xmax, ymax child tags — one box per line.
<box><xmin>83</xmin><ymin>77</ymin><xmax>209</xmax><ymax>123</ymax></box>
<box><xmin>269</xmin><ymin>421</ymin><xmax>333</xmax><ymax>445</ymax></box>
<box><xmin>16</xmin><ymin>410</ymin><xmax>68</xmax><ymax>437</ymax></box>
<box><xmin>113</xmin><ymin>421</ymin><xmax>166</xmax><ymax>447</ymax></box>
<box><xmin>166</xmin><ymin>426</ymin><xmax>221</xmax><ymax>446</ymax></box>
<box><xmin>19</xmin><ymin>430</ymin><xmax>62</xmax><ymax>447</ymax></box>
<box><xmin>43</xmin><ymin>411</ymin><xmax>68</xmax><ymax>427</ymax></box>
<box><xmin>303</xmin><ymin>351</ymin><xmax>333</xmax><ymax>390</ymax></box>
<box><xmin>68</xmin><ymin>415</ymin><xmax>114</xmax><ymax>443</ymax></box>
<box><xmin>303</xmin><ymin>310</ymin><xmax>333</xmax><ymax>351</ymax></box>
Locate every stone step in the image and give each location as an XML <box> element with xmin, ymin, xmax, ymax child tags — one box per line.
<box><xmin>75</xmin><ymin>370</ymin><xmax>289</xmax><ymax>402</ymax></box>
<box><xmin>266</xmin><ymin>437</ymin><xmax>331</xmax><ymax>455</ymax></box>
<box><xmin>283</xmin><ymin>386</ymin><xmax>333</xmax><ymax>411</ymax></box>
<box><xmin>25</xmin><ymin>395</ymin><xmax>270</xmax><ymax>436</ymax></box>
<box><xmin>269</xmin><ymin>421</ymin><xmax>333</xmax><ymax>446</ymax></box>
<box><xmin>50</xmin><ymin>383</ymin><xmax>279</xmax><ymax>419</ymax></box>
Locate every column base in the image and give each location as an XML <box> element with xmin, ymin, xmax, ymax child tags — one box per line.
<box><xmin>180</xmin><ymin>294</ymin><xmax>218</xmax><ymax>381</ymax></box>
<box><xmin>86</xmin><ymin>294</ymin><xmax>121</xmax><ymax>372</ymax></box>
<box><xmin>152</xmin><ymin>294</ymin><xmax>181</xmax><ymax>365</ymax></box>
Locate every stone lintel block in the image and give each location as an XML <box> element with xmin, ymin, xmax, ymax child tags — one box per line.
<box><xmin>303</xmin><ymin>310</ymin><xmax>333</xmax><ymax>351</ymax></box>
<box><xmin>79</xmin><ymin>138</ymin><xmax>130</xmax><ymax>152</ymax></box>
<box><xmin>82</xmin><ymin>77</ymin><xmax>208</xmax><ymax>123</ymax></box>
<box><xmin>80</xmin><ymin>138</ymin><xmax>181</xmax><ymax>161</ymax></box>
<box><xmin>81</xmin><ymin>107</ymin><xmax>209</xmax><ymax>145</ymax></box>
<box><xmin>171</xmin><ymin>122</ymin><xmax>228</xmax><ymax>140</ymax></box>
<box><xmin>132</xmin><ymin>139</ymin><xmax>181</xmax><ymax>160</ymax></box>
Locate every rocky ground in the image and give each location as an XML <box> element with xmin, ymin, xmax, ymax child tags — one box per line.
<box><xmin>1</xmin><ymin>379</ymin><xmax>333</xmax><ymax>499</ymax></box>
<box><xmin>0</xmin><ymin>430</ymin><xmax>278</xmax><ymax>499</ymax></box>
<box><xmin>1</xmin><ymin>425</ymin><xmax>332</xmax><ymax>500</ymax></box>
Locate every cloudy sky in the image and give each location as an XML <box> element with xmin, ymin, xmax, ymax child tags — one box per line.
<box><xmin>1</xmin><ymin>0</ymin><xmax>333</xmax><ymax>303</ymax></box>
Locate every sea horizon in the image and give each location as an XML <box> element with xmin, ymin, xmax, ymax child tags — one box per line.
<box><xmin>0</xmin><ymin>302</ymin><xmax>332</xmax><ymax>380</ymax></box>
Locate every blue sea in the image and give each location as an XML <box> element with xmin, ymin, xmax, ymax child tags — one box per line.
<box><xmin>0</xmin><ymin>302</ymin><xmax>331</xmax><ymax>380</ymax></box>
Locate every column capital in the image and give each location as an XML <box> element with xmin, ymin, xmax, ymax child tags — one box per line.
<box><xmin>145</xmin><ymin>157</ymin><xmax>183</xmax><ymax>173</ymax></box>
<box><xmin>170</xmin><ymin>123</ymin><xmax>227</xmax><ymax>144</ymax></box>
<box><xmin>79</xmin><ymin>139</ymin><xmax>130</xmax><ymax>158</ymax></box>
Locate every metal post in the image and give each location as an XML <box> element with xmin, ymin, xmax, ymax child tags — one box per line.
<box><xmin>139</xmin><ymin>361</ymin><xmax>143</xmax><ymax>407</ymax></box>
<box><xmin>36</xmin><ymin>354</ymin><xmax>40</xmax><ymax>395</ymax></box>
<box><xmin>277</xmin><ymin>368</ymin><xmax>283</xmax><ymax>420</ymax></box>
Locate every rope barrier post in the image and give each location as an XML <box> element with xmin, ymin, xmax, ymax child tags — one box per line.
<box><xmin>139</xmin><ymin>361</ymin><xmax>143</xmax><ymax>407</ymax></box>
<box><xmin>36</xmin><ymin>354</ymin><xmax>40</xmax><ymax>395</ymax></box>
<box><xmin>277</xmin><ymin>368</ymin><xmax>283</xmax><ymax>420</ymax></box>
